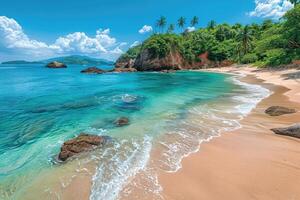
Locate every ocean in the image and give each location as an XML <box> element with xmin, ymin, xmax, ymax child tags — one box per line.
<box><xmin>0</xmin><ymin>64</ymin><xmax>270</xmax><ymax>199</ymax></box>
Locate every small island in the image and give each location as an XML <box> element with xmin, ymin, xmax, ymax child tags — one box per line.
<box><xmin>1</xmin><ymin>60</ymin><xmax>43</xmax><ymax>65</ymax></box>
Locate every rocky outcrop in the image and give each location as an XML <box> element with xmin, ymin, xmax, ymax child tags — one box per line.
<box><xmin>115</xmin><ymin>58</ymin><xmax>136</xmax><ymax>69</ymax></box>
<box><xmin>114</xmin><ymin>117</ymin><xmax>129</xmax><ymax>126</ymax></box>
<box><xmin>113</xmin><ymin>68</ymin><xmax>137</xmax><ymax>72</ymax></box>
<box><xmin>133</xmin><ymin>49</ymin><xmax>185</xmax><ymax>71</ymax></box>
<box><xmin>265</xmin><ymin>106</ymin><xmax>296</xmax><ymax>116</ymax></box>
<box><xmin>58</xmin><ymin>133</ymin><xmax>108</xmax><ymax>161</ymax></box>
<box><xmin>46</xmin><ymin>61</ymin><xmax>67</xmax><ymax>68</ymax></box>
<box><xmin>81</xmin><ymin>67</ymin><xmax>105</xmax><ymax>74</ymax></box>
<box><xmin>271</xmin><ymin>124</ymin><xmax>300</xmax><ymax>139</ymax></box>
<box><xmin>114</xmin><ymin>57</ymin><xmax>137</xmax><ymax>72</ymax></box>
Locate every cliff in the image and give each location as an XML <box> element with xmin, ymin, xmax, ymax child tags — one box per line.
<box><xmin>133</xmin><ymin>49</ymin><xmax>184</xmax><ymax>71</ymax></box>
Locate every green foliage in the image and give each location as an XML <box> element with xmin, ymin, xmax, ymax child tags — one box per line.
<box><xmin>167</xmin><ymin>24</ymin><xmax>175</xmax><ymax>33</ymax></box>
<box><xmin>236</xmin><ymin>25</ymin><xmax>254</xmax><ymax>58</ymax></box>
<box><xmin>181</xmin><ymin>29</ymin><xmax>217</xmax><ymax>61</ymax></box>
<box><xmin>142</xmin><ymin>34</ymin><xmax>182</xmax><ymax>58</ymax></box>
<box><xmin>207</xmin><ymin>20</ymin><xmax>216</xmax><ymax>29</ymax></box>
<box><xmin>263</xmin><ymin>49</ymin><xmax>291</xmax><ymax>66</ymax></box>
<box><xmin>117</xmin><ymin>6</ymin><xmax>300</xmax><ymax>67</ymax></box>
<box><xmin>209</xmin><ymin>39</ymin><xmax>237</xmax><ymax>61</ymax></box>
<box><xmin>191</xmin><ymin>16</ymin><xmax>199</xmax><ymax>27</ymax></box>
<box><xmin>282</xmin><ymin>5</ymin><xmax>300</xmax><ymax>49</ymax></box>
<box><xmin>117</xmin><ymin>45</ymin><xmax>141</xmax><ymax>62</ymax></box>
<box><xmin>214</xmin><ymin>24</ymin><xmax>237</xmax><ymax>42</ymax></box>
<box><xmin>241</xmin><ymin>53</ymin><xmax>258</xmax><ymax>64</ymax></box>
<box><xmin>156</xmin><ymin>16</ymin><xmax>167</xmax><ymax>33</ymax></box>
<box><xmin>177</xmin><ymin>17</ymin><xmax>186</xmax><ymax>32</ymax></box>
<box><xmin>254</xmin><ymin>24</ymin><xmax>286</xmax><ymax>56</ymax></box>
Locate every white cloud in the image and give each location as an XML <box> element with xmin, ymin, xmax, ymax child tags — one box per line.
<box><xmin>138</xmin><ymin>25</ymin><xmax>153</xmax><ymax>34</ymax></box>
<box><xmin>248</xmin><ymin>0</ymin><xmax>293</xmax><ymax>19</ymax></box>
<box><xmin>130</xmin><ymin>41</ymin><xmax>140</xmax><ymax>48</ymax></box>
<box><xmin>186</xmin><ymin>26</ymin><xmax>196</xmax><ymax>32</ymax></box>
<box><xmin>0</xmin><ymin>16</ymin><xmax>126</xmax><ymax>61</ymax></box>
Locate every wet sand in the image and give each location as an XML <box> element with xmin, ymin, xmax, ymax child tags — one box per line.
<box><xmin>160</xmin><ymin>66</ymin><xmax>300</xmax><ymax>200</ymax></box>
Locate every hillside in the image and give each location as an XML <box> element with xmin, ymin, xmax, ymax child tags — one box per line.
<box><xmin>43</xmin><ymin>55</ymin><xmax>114</xmax><ymax>66</ymax></box>
<box><xmin>2</xmin><ymin>55</ymin><xmax>114</xmax><ymax>66</ymax></box>
<box><xmin>115</xmin><ymin>5</ymin><xmax>300</xmax><ymax>71</ymax></box>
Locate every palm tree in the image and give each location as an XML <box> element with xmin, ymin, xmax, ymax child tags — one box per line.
<box><xmin>191</xmin><ymin>16</ymin><xmax>199</xmax><ymax>27</ymax></box>
<box><xmin>288</xmin><ymin>0</ymin><xmax>299</xmax><ymax>7</ymax></box>
<box><xmin>177</xmin><ymin>17</ymin><xmax>186</xmax><ymax>32</ymax></box>
<box><xmin>167</xmin><ymin>24</ymin><xmax>175</xmax><ymax>33</ymax></box>
<box><xmin>156</xmin><ymin>16</ymin><xmax>167</xmax><ymax>33</ymax></box>
<box><xmin>236</xmin><ymin>25</ymin><xmax>253</xmax><ymax>60</ymax></box>
<box><xmin>207</xmin><ymin>20</ymin><xmax>216</xmax><ymax>29</ymax></box>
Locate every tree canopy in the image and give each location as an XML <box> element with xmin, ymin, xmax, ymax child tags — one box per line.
<box><xmin>119</xmin><ymin>5</ymin><xmax>300</xmax><ymax>67</ymax></box>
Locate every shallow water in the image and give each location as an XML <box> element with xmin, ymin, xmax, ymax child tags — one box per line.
<box><xmin>0</xmin><ymin>64</ymin><xmax>270</xmax><ymax>199</ymax></box>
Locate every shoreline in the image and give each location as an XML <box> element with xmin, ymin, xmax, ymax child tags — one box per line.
<box><xmin>159</xmin><ymin>65</ymin><xmax>300</xmax><ymax>200</ymax></box>
<box><xmin>12</xmin><ymin>66</ymin><xmax>300</xmax><ymax>200</ymax></box>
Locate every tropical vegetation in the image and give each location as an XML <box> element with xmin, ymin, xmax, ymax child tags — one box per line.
<box><xmin>121</xmin><ymin>5</ymin><xmax>300</xmax><ymax>67</ymax></box>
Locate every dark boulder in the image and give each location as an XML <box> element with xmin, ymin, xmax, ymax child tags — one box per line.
<box><xmin>114</xmin><ymin>117</ymin><xmax>129</xmax><ymax>127</ymax></box>
<box><xmin>46</xmin><ymin>61</ymin><xmax>67</xmax><ymax>68</ymax></box>
<box><xmin>271</xmin><ymin>124</ymin><xmax>300</xmax><ymax>139</ymax></box>
<box><xmin>58</xmin><ymin>133</ymin><xmax>108</xmax><ymax>161</ymax></box>
<box><xmin>81</xmin><ymin>67</ymin><xmax>105</xmax><ymax>74</ymax></box>
<box><xmin>265</xmin><ymin>106</ymin><xmax>296</xmax><ymax>116</ymax></box>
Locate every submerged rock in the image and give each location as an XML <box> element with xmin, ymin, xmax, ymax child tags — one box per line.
<box><xmin>46</xmin><ymin>61</ymin><xmax>67</xmax><ymax>68</ymax></box>
<box><xmin>81</xmin><ymin>67</ymin><xmax>105</xmax><ymax>74</ymax></box>
<box><xmin>114</xmin><ymin>117</ymin><xmax>129</xmax><ymax>127</ymax></box>
<box><xmin>58</xmin><ymin>133</ymin><xmax>108</xmax><ymax>161</ymax></box>
<box><xmin>271</xmin><ymin>124</ymin><xmax>300</xmax><ymax>139</ymax></box>
<box><xmin>265</xmin><ymin>106</ymin><xmax>296</xmax><ymax>116</ymax></box>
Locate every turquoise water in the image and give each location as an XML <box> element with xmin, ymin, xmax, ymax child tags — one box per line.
<box><xmin>0</xmin><ymin>64</ymin><xmax>269</xmax><ymax>199</ymax></box>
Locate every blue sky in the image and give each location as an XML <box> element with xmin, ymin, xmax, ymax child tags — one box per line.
<box><xmin>0</xmin><ymin>0</ymin><xmax>294</xmax><ymax>62</ymax></box>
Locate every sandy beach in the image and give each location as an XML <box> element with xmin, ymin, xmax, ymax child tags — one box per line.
<box><xmin>160</xmin><ymin>65</ymin><xmax>300</xmax><ymax>200</ymax></box>
<box><xmin>15</xmin><ymin>65</ymin><xmax>300</xmax><ymax>200</ymax></box>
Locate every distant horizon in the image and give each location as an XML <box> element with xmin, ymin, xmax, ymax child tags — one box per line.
<box><xmin>0</xmin><ymin>0</ymin><xmax>294</xmax><ymax>62</ymax></box>
<box><xmin>1</xmin><ymin>54</ymin><xmax>115</xmax><ymax>63</ymax></box>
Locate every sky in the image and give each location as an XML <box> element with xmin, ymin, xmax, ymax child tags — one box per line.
<box><xmin>0</xmin><ymin>0</ymin><xmax>294</xmax><ymax>62</ymax></box>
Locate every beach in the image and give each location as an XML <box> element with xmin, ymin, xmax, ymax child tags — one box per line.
<box><xmin>159</xmin><ymin>66</ymin><xmax>300</xmax><ymax>200</ymax></box>
<box><xmin>1</xmin><ymin>65</ymin><xmax>300</xmax><ymax>200</ymax></box>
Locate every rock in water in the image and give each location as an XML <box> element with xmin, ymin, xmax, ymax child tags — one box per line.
<box><xmin>58</xmin><ymin>134</ymin><xmax>107</xmax><ymax>161</ymax></box>
<box><xmin>271</xmin><ymin>124</ymin><xmax>300</xmax><ymax>139</ymax></box>
<box><xmin>81</xmin><ymin>67</ymin><xmax>105</xmax><ymax>74</ymax></box>
<box><xmin>113</xmin><ymin>67</ymin><xmax>137</xmax><ymax>72</ymax></box>
<box><xmin>265</xmin><ymin>106</ymin><xmax>296</xmax><ymax>116</ymax></box>
<box><xmin>114</xmin><ymin>117</ymin><xmax>129</xmax><ymax>126</ymax></box>
<box><xmin>46</xmin><ymin>61</ymin><xmax>67</xmax><ymax>68</ymax></box>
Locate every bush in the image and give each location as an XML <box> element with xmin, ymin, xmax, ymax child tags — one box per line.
<box><xmin>209</xmin><ymin>39</ymin><xmax>237</xmax><ymax>61</ymax></box>
<box><xmin>263</xmin><ymin>49</ymin><xmax>291</xmax><ymax>66</ymax></box>
<box><xmin>142</xmin><ymin>34</ymin><xmax>182</xmax><ymax>58</ymax></box>
<box><xmin>283</xmin><ymin>5</ymin><xmax>300</xmax><ymax>49</ymax></box>
<box><xmin>241</xmin><ymin>53</ymin><xmax>258</xmax><ymax>64</ymax></box>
